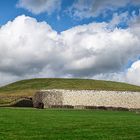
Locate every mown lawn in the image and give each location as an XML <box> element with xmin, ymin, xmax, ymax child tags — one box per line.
<box><xmin>0</xmin><ymin>108</ymin><xmax>140</xmax><ymax>140</ymax></box>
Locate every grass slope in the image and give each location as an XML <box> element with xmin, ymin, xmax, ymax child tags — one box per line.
<box><xmin>1</xmin><ymin>78</ymin><xmax>140</xmax><ymax>105</ymax></box>
<box><xmin>1</xmin><ymin>78</ymin><xmax>140</xmax><ymax>92</ymax></box>
<box><xmin>0</xmin><ymin>108</ymin><xmax>140</xmax><ymax>140</ymax></box>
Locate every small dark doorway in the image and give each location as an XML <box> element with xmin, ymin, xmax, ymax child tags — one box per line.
<box><xmin>38</xmin><ymin>102</ymin><xmax>44</xmax><ymax>109</ymax></box>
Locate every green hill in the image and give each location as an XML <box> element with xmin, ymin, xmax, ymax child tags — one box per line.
<box><xmin>0</xmin><ymin>78</ymin><xmax>140</xmax><ymax>105</ymax></box>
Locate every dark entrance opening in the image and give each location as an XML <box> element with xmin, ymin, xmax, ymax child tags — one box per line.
<box><xmin>38</xmin><ymin>102</ymin><xmax>44</xmax><ymax>109</ymax></box>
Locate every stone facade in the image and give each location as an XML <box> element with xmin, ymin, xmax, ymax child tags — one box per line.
<box><xmin>33</xmin><ymin>89</ymin><xmax>140</xmax><ymax>109</ymax></box>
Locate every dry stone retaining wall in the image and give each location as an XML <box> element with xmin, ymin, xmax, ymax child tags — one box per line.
<box><xmin>33</xmin><ymin>90</ymin><xmax>140</xmax><ymax>109</ymax></box>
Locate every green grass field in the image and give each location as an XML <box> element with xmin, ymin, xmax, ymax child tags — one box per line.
<box><xmin>1</xmin><ymin>78</ymin><xmax>140</xmax><ymax>92</ymax></box>
<box><xmin>0</xmin><ymin>108</ymin><xmax>140</xmax><ymax>140</ymax></box>
<box><xmin>1</xmin><ymin>78</ymin><xmax>140</xmax><ymax>105</ymax></box>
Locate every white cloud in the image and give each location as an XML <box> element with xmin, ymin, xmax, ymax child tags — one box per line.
<box><xmin>17</xmin><ymin>0</ymin><xmax>61</xmax><ymax>15</ymax></box>
<box><xmin>126</xmin><ymin>60</ymin><xmax>140</xmax><ymax>85</ymax></box>
<box><xmin>0</xmin><ymin>15</ymin><xmax>140</xmax><ymax>86</ymax></box>
<box><xmin>68</xmin><ymin>0</ymin><xmax>140</xmax><ymax>19</ymax></box>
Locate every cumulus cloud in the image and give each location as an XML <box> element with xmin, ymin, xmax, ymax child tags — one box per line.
<box><xmin>17</xmin><ymin>0</ymin><xmax>61</xmax><ymax>15</ymax></box>
<box><xmin>126</xmin><ymin>60</ymin><xmax>140</xmax><ymax>85</ymax></box>
<box><xmin>0</xmin><ymin>15</ymin><xmax>140</xmax><ymax>85</ymax></box>
<box><xmin>68</xmin><ymin>0</ymin><xmax>140</xmax><ymax>19</ymax></box>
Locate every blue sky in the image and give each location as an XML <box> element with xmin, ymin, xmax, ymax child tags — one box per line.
<box><xmin>0</xmin><ymin>0</ymin><xmax>139</xmax><ymax>32</ymax></box>
<box><xmin>0</xmin><ymin>0</ymin><xmax>140</xmax><ymax>86</ymax></box>
<box><xmin>0</xmin><ymin>0</ymin><xmax>77</xmax><ymax>31</ymax></box>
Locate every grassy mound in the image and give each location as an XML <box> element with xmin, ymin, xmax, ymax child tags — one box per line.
<box><xmin>0</xmin><ymin>78</ymin><xmax>140</xmax><ymax>105</ymax></box>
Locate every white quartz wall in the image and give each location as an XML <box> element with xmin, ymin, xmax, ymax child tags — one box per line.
<box><xmin>38</xmin><ymin>90</ymin><xmax>140</xmax><ymax>109</ymax></box>
<box><xmin>59</xmin><ymin>90</ymin><xmax>140</xmax><ymax>109</ymax></box>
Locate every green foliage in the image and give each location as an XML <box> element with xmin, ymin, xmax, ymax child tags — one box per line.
<box><xmin>0</xmin><ymin>108</ymin><xmax>140</xmax><ymax>140</ymax></box>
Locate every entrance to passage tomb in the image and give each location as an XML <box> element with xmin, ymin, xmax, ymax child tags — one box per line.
<box><xmin>37</xmin><ymin>102</ymin><xmax>44</xmax><ymax>109</ymax></box>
